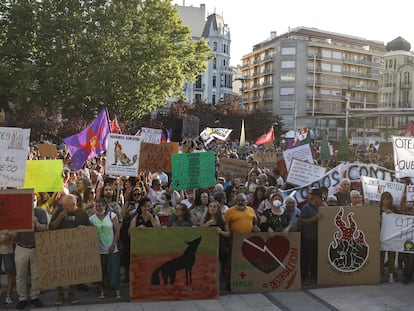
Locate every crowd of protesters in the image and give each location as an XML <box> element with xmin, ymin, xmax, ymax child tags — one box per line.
<box><xmin>0</xmin><ymin>135</ymin><xmax>412</xmax><ymax>309</ymax></box>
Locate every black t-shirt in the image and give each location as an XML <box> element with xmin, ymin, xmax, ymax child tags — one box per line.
<box><xmin>50</xmin><ymin>206</ymin><xmax>90</xmax><ymax>229</ymax></box>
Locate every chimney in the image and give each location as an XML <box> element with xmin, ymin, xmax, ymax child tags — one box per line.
<box><xmin>270</xmin><ymin>31</ymin><xmax>277</xmax><ymax>39</ymax></box>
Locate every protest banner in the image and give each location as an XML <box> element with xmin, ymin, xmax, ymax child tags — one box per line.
<box><xmin>0</xmin><ymin>127</ymin><xmax>30</xmax><ymax>188</ymax></box>
<box><xmin>231</xmin><ymin>232</ymin><xmax>301</xmax><ymax>292</ymax></box>
<box><xmin>286</xmin><ymin>159</ymin><xmax>326</xmax><ymax>186</ymax></box>
<box><xmin>200</xmin><ymin>127</ymin><xmax>233</xmax><ymax>145</ymax></box>
<box><xmin>24</xmin><ymin>160</ymin><xmax>63</xmax><ymax>192</ymax></box>
<box><xmin>380</xmin><ymin>213</ymin><xmax>414</xmax><ymax>253</ymax></box>
<box><xmin>283</xmin><ymin>143</ymin><xmax>313</xmax><ymax>170</ymax></box>
<box><xmin>130</xmin><ymin>227</ymin><xmax>218</xmax><ymax>301</ymax></box>
<box><xmin>318</xmin><ymin>206</ymin><xmax>380</xmax><ymax>286</ymax></box>
<box><xmin>361</xmin><ymin>176</ymin><xmax>405</xmax><ymax>205</ymax></box>
<box><xmin>38</xmin><ymin>144</ymin><xmax>58</xmax><ymax>158</ymax></box>
<box><xmin>218</xmin><ymin>157</ymin><xmax>249</xmax><ymax>181</ymax></box>
<box><xmin>172</xmin><ymin>151</ymin><xmax>215</xmax><ymax>190</ymax></box>
<box><xmin>141</xmin><ymin>127</ymin><xmax>162</xmax><ymax>144</ymax></box>
<box><xmin>106</xmin><ymin>134</ymin><xmax>141</xmax><ymax>176</ymax></box>
<box><xmin>139</xmin><ymin>142</ymin><xmax>179</xmax><ymax>172</ymax></box>
<box><xmin>35</xmin><ymin>226</ymin><xmax>102</xmax><ymax>289</ymax></box>
<box><xmin>0</xmin><ymin>189</ymin><xmax>33</xmax><ymax>231</ymax></box>
<box><xmin>281</xmin><ymin>162</ymin><xmax>398</xmax><ymax>207</ymax></box>
<box><xmin>392</xmin><ymin>136</ymin><xmax>414</xmax><ymax>178</ymax></box>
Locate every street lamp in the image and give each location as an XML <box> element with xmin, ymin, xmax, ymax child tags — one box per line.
<box><xmin>345</xmin><ymin>96</ymin><xmax>350</xmax><ymax>138</ymax></box>
<box><xmin>235</xmin><ymin>77</ymin><xmax>250</xmax><ymax>110</ymax></box>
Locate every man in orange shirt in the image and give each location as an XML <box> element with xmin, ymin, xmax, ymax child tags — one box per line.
<box><xmin>224</xmin><ymin>193</ymin><xmax>259</xmax><ymax>233</ymax></box>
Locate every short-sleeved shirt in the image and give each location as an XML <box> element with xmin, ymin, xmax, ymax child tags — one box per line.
<box><xmin>89</xmin><ymin>212</ymin><xmax>118</xmax><ymax>254</ymax></box>
<box><xmin>50</xmin><ymin>206</ymin><xmax>90</xmax><ymax>229</ymax></box>
<box><xmin>224</xmin><ymin>206</ymin><xmax>256</xmax><ymax>233</ymax></box>
<box><xmin>300</xmin><ymin>202</ymin><xmax>319</xmax><ymax>240</ymax></box>
<box><xmin>16</xmin><ymin>208</ymin><xmax>48</xmax><ymax>247</ymax></box>
<box><xmin>261</xmin><ymin>209</ymin><xmax>291</xmax><ymax>232</ymax></box>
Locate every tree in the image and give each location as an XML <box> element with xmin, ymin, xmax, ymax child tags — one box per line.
<box><xmin>0</xmin><ymin>0</ymin><xmax>211</xmax><ymax>123</ymax></box>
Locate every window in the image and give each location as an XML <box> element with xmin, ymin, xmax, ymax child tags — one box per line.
<box><xmin>403</xmin><ymin>71</ymin><xmax>410</xmax><ymax>85</ymax></box>
<box><xmin>195</xmin><ymin>76</ymin><xmax>202</xmax><ymax>89</ymax></box>
<box><xmin>333</xmin><ymin>51</ymin><xmax>342</xmax><ymax>59</ymax></box>
<box><xmin>321</xmin><ymin>63</ymin><xmax>331</xmax><ymax>71</ymax></box>
<box><xmin>223</xmin><ymin>44</ymin><xmax>227</xmax><ymax>54</ymax></box>
<box><xmin>213</xmin><ymin>42</ymin><xmax>217</xmax><ymax>51</ymax></box>
<box><xmin>281</xmin><ymin>60</ymin><xmax>295</xmax><ymax>68</ymax></box>
<box><xmin>212</xmin><ymin>76</ymin><xmax>216</xmax><ymax>87</ymax></box>
<box><xmin>280</xmin><ymin>87</ymin><xmax>295</xmax><ymax>95</ymax></box>
<box><xmin>281</xmin><ymin>47</ymin><xmax>296</xmax><ymax>55</ymax></box>
<box><xmin>322</xmin><ymin>50</ymin><xmax>332</xmax><ymax>58</ymax></box>
<box><xmin>213</xmin><ymin>57</ymin><xmax>217</xmax><ymax>69</ymax></box>
<box><xmin>280</xmin><ymin>101</ymin><xmax>294</xmax><ymax>108</ymax></box>
<box><xmin>212</xmin><ymin>95</ymin><xmax>216</xmax><ymax>105</ymax></box>
<box><xmin>332</xmin><ymin>64</ymin><xmax>341</xmax><ymax>72</ymax></box>
<box><xmin>280</xmin><ymin>72</ymin><xmax>295</xmax><ymax>82</ymax></box>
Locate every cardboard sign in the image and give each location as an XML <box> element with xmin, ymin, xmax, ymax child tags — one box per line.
<box><xmin>231</xmin><ymin>232</ymin><xmax>301</xmax><ymax>292</ymax></box>
<box><xmin>407</xmin><ymin>185</ymin><xmax>414</xmax><ymax>202</ymax></box>
<box><xmin>139</xmin><ymin>142</ymin><xmax>179</xmax><ymax>172</ymax></box>
<box><xmin>130</xmin><ymin>227</ymin><xmax>219</xmax><ymax>302</ymax></box>
<box><xmin>361</xmin><ymin>176</ymin><xmax>405</xmax><ymax>205</ymax></box>
<box><xmin>0</xmin><ymin>189</ymin><xmax>33</xmax><ymax>231</ymax></box>
<box><xmin>253</xmin><ymin>149</ymin><xmax>279</xmax><ymax>168</ymax></box>
<box><xmin>380</xmin><ymin>213</ymin><xmax>414</xmax><ymax>253</ymax></box>
<box><xmin>218</xmin><ymin>157</ymin><xmax>249</xmax><ymax>181</ymax></box>
<box><xmin>318</xmin><ymin>206</ymin><xmax>380</xmax><ymax>286</ymax></box>
<box><xmin>38</xmin><ymin>144</ymin><xmax>58</xmax><ymax>158</ymax></box>
<box><xmin>24</xmin><ymin>160</ymin><xmax>63</xmax><ymax>192</ymax></box>
<box><xmin>0</xmin><ymin>127</ymin><xmax>30</xmax><ymax>188</ymax></box>
<box><xmin>35</xmin><ymin>226</ymin><xmax>102</xmax><ymax>289</ymax></box>
<box><xmin>283</xmin><ymin>144</ymin><xmax>313</xmax><ymax>170</ymax></box>
<box><xmin>106</xmin><ymin>134</ymin><xmax>141</xmax><ymax>176</ymax></box>
<box><xmin>172</xmin><ymin>151</ymin><xmax>216</xmax><ymax>190</ymax></box>
<box><xmin>286</xmin><ymin>158</ymin><xmax>326</xmax><ymax>186</ymax></box>
<box><xmin>141</xmin><ymin>127</ymin><xmax>162</xmax><ymax>144</ymax></box>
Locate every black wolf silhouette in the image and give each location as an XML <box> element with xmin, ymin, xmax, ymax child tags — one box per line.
<box><xmin>150</xmin><ymin>236</ymin><xmax>202</xmax><ymax>285</ymax></box>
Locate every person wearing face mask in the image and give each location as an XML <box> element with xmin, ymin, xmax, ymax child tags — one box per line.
<box><xmin>89</xmin><ymin>198</ymin><xmax>121</xmax><ymax>299</ymax></box>
<box><xmin>259</xmin><ymin>193</ymin><xmax>292</xmax><ymax>237</ymax></box>
<box><xmin>224</xmin><ymin>193</ymin><xmax>259</xmax><ymax>233</ymax></box>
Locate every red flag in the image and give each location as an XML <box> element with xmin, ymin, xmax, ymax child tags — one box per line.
<box><xmin>255</xmin><ymin>127</ymin><xmax>274</xmax><ymax>145</ymax></box>
<box><xmin>110</xmin><ymin>117</ymin><xmax>121</xmax><ymax>134</ymax></box>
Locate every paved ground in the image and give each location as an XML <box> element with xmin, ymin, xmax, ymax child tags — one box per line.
<box><xmin>1</xmin><ymin>272</ymin><xmax>414</xmax><ymax>311</ymax></box>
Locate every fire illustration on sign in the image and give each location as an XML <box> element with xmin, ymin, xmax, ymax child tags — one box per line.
<box><xmin>328</xmin><ymin>207</ymin><xmax>369</xmax><ymax>272</ymax></box>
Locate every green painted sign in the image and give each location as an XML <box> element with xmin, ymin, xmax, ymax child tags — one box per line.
<box><xmin>172</xmin><ymin>151</ymin><xmax>216</xmax><ymax>190</ymax></box>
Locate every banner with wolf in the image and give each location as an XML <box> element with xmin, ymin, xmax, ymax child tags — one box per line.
<box><xmin>130</xmin><ymin>227</ymin><xmax>219</xmax><ymax>301</ymax></box>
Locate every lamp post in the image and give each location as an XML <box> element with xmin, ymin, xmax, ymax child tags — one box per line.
<box><xmin>345</xmin><ymin>96</ymin><xmax>350</xmax><ymax>138</ymax></box>
<box><xmin>235</xmin><ymin>77</ymin><xmax>250</xmax><ymax>110</ymax></box>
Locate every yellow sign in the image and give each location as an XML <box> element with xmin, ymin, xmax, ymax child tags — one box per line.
<box><xmin>24</xmin><ymin>160</ymin><xmax>63</xmax><ymax>192</ymax></box>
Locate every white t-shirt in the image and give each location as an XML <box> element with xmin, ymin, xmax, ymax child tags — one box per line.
<box><xmin>89</xmin><ymin>212</ymin><xmax>118</xmax><ymax>254</ymax></box>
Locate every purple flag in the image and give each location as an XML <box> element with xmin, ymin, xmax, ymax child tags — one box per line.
<box><xmin>64</xmin><ymin>108</ymin><xmax>110</xmax><ymax>170</ymax></box>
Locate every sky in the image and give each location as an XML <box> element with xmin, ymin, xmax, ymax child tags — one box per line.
<box><xmin>172</xmin><ymin>0</ymin><xmax>414</xmax><ymax>67</ymax></box>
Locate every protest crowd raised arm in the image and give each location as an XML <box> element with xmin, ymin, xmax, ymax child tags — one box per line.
<box><xmin>2</xmin><ymin>117</ymin><xmax>414</xmax><ymax>308</ymax></box>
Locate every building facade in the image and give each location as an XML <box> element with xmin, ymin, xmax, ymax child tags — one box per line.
<box><xmin>175</xmin><ymin>4</ymin><xmax>232</xmax><ymax>106</ymax></box>
<box><xmin>241</xmin><ymin>27</ymin><xmax>385</xmax><ymax>139</ymax></box>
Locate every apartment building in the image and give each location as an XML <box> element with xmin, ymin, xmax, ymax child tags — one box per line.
<box><xmin>241</xmin><ymin>27</ymin><xmax>385</xmax><ymax>139</ymax></box>
<box><xmin>174</xmin><ymin>4</ymin><xmax>232</xmax><ymax>106</ymax></box>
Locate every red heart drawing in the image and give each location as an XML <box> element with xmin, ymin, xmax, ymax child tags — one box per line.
<box><xmin>241</xmin><ymin>236</ymin><xmax>290</xmax><ymax>273</ymax></box>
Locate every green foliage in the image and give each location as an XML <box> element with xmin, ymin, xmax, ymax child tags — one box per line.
<box><xmin>0</xmin><ymin>0</ymin><xmax>210</xmax><ymax>121</ymax></box>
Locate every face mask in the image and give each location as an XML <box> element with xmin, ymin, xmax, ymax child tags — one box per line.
<box><xmin>273</xmin><ymin>199</ymin><xmax>282</xmax><ymax>207</ymax></box>
<box><xmin>159</xmin><ymin>199</ymin><xmax>166</xmax><ymax>205</ymax></box>
<box><xmin>97</xmin><ymin>210</ymin><xmax>106</xmax><ymax>216</ymax></box>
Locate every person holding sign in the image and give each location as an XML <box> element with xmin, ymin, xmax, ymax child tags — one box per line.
<box><xmin>14</xmin><ymin>197</ymin><xmax>47</xmax><ymax>310</ymax></box>
<box><xmin>89</xmin><ymin>198</ymin><xmax>121</xmax><ymax>299</ymax></box>
<box><xmin>49</xmin><ymin>194</ymin><xmax>90</xmax><ymax>305</ymax></box>
<box><xmin>300</xmin><ymin>187</ymin><xmax>323</xmax><ymax>286</ymax></box>
<box><xmin>379</xmin><ymin>192</ymin><xmax>399</xmax><ymax>283</ymax></box>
